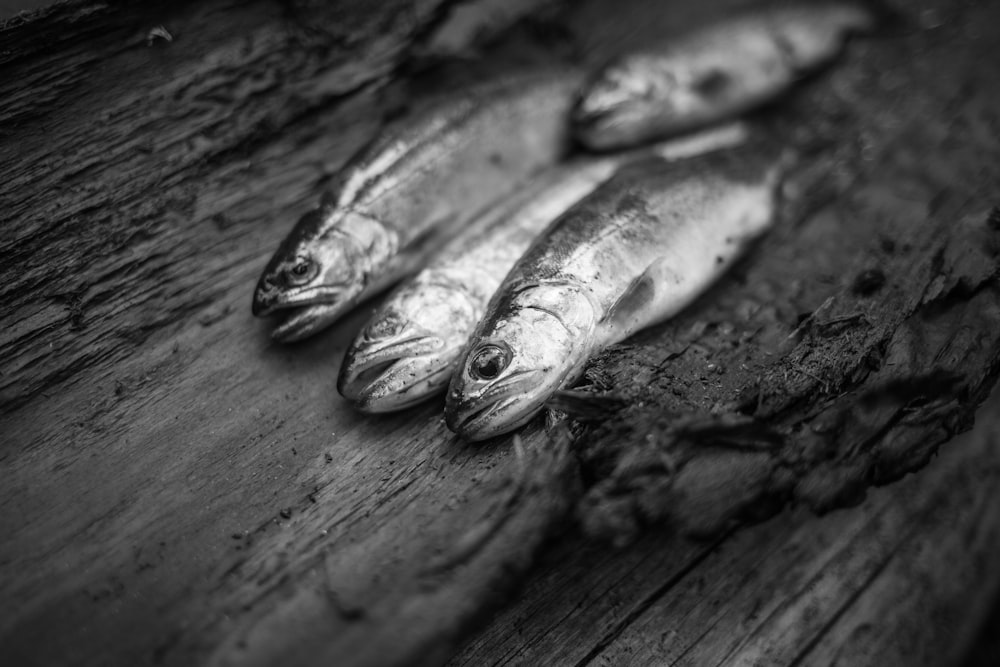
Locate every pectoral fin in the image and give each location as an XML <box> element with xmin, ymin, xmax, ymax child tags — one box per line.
<box><xmin>602</xmin><ymin>257</ymin><xmax>689</xmax><ymax>341</ymax></box>
<box><xmin>602</xmin><ymin>243</ymin><xmax>752</xmax><ymax>343</ymax></box>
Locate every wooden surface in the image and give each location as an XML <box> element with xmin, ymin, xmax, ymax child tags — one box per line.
<box><xmin>2</xmin><ymin>0</ymin><xmax>1000</xmax><ymax>666</ymax></box>
<box><xmin>1</xmin><ymin>2</ymin><xmax>574</xmax><ymax>665</ymax></box>
<box><xmin>452</xmin><ymin>394</ymin><xmax>1000</xmax><ymax>666</ymax></box>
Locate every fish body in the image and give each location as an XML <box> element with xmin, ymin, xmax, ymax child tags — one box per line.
<box><xmin>338</xmin><ymin>124</ymin><xmax>749</xmax><ymax>412</ymax></box>
<box><xmin>574</xmin><ymin>3</ymin><xmax>873</xmax><ymax>150</ymax></box>
<box><xmin>445</xmin><ymin>145</ymin><xmax>786</xmax><ymax>441</ymax></box>
<box><xmin>252</xmin><ymin>69</ymin><xmax>582</xmax><ymax>342</ymax></box>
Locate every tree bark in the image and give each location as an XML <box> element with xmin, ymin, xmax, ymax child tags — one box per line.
<box><xmin>2</xmin><ymin>0</ymin><xmax>999</xmax><ymax>666</ymax></box>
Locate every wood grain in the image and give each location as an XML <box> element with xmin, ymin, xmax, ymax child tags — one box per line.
<box><xmin>1</xmin><ymin>1</ymin><xmax>576</xmax><ymax>665</ymax></box>
<box><xmin>562</xmin><ymin>0</ymin><xmax>1000</xmax><ymax>541</ymax></box>
<box><xmin>2</xmin><ymin>0</ymin><xmax>999</xmax><ymax>666</ymax></box>
<box><xmin>451</xmin><ymin>397</ymin><xmax>1000</xmax><ymax>666</ymax></box>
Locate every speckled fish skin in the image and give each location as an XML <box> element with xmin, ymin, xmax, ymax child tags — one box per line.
<box><xmin>573</xmin><ymin>3</ymin><xmax>873</xmax><ymax>150</ymax></box>
<box><xmin>337</xmin><ymin>124</ymin><xmax>750</xmax><ymax>413</ymax></box>
<box><xmin>445</xmin><ymin>145</ymin><xmax>787</xmax><ymax>441</ymax></box>
<box><xmin>251</xmin><ymin>68</ymin><xmax>582</xmax><ymax>342</ymax></box>
<box><xmin>336</xmin><ymin>165</ymin><xmax>611</xmax><ymax>413</ymax></box>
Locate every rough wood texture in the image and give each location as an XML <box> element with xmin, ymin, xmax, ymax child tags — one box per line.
<box><xmin>1</xmin><ymin>2</ymin><xmax>577</xmax><ymax>665</ymax></box>
<box><xmin>2</xmin><ymin>0</ymin><xmax>999</xmax><ymax>666</ymax></box>
<box><xmin>452</xmin><ymin>396</ymin><xmax>1000</xmax><ymax>666</ymax></box>
<box><xmin>550</xmin><ymin>0</ymin><xmax>1000</xmax><ymax>544</ymax></box>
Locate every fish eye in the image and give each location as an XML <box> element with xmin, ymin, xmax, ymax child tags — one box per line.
<box><xmin>285</xmin><ymin>257</ymin><xmax>317</xmax><ymax>285</ymax></box>
<box><xmin>469</xmin><ymin>343</ymin><xmax>512</xmax><ymax>381</ymax></box>
<box><xmin>364</xmin><ymin>313</ymin><xmax>404</xmax><ymax>340</ymax></box>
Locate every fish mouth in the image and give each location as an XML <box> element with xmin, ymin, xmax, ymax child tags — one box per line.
<box><xmin>356</xmin><ymin>364</ymin><xmax>454</xmax><ymax>413</ymax></box>
<box><xmin>338</xmin><ymin>337</ymin><xmax>453</xmax><ymax>412</ymax></box>
<box><xmin>572</xmin><ymin>71</ymin><xmax>637</xmax><ymax>122</ymax></box>
<box><xmin>572</xmin><ymin>102</ymin><xmax>654</xmax><ymax>151</ymax></box>
<box><xmin>572</xmin><ymin>97</ymin><xmax>620</xmax><ymax>128</ymax></box>
<box><xmin>251</xmin><ymin>288</ymin><xmax>280</xmax><ymax>318</ymax></box>
<box><xmin>445</xmin><ymin>371</ymin><xmax>544</xmax><ymax>441</ymax></box>
<box><xmin>252</xmin><ymin>283</ymin><xmax>340</xmax><ymax>316</ymax></box>
<box><xmin>340</xmin><ymin>355</ymin><xmax>453</xmax><ymax>413</ymax></box>
<box><xmin>252</xmin><ymin>286</ymin><xmax>355</xmax><ymax>342</ymax></box>
<box><xmin>269</xmin><ymin>301</ymin><xmax>350</xmax><ymax>342</ymax></box>
<box><xmin>446</xmin><ymin>394</ymin><xmax>542</xmax><ymax>442</ymax></box>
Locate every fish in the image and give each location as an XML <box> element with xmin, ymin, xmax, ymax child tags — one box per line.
<box><xmin>573</xmin><ymin>3</ymin><xmax>874</xmax><ymax>150</ymax></box>
<box><xmin>444</xmin><ymin>144</ymin><xmax>788</xmax><ymax>441</ymax></box>
<box><xmin>252</xmin><ymin>68</ymin><xmax>582</xmax><ymax>342</ymax></box>
<box><xmin>337</xmin><ymin>123</ymin><xmax>750</xmax><ymax>413</ymax></box>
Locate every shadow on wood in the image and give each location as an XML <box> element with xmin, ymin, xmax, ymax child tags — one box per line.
<box><xmin>2</xmin><ymin>0</ymin><xmax>999</xmax><ymax>666</ymax></box>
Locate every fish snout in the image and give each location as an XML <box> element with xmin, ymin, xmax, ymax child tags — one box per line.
<box><xmin>348</xmin><ymin>360</ymin><xmax>452</xmax><ymax>413</ymax></box>
<box><xmin>444</xmin><ymin>369</ymin><xmax>544</xmax><ymax>441</ymax></box>
<box><xmin>338</xmin><ymin>336</ymin><xmax>450</xmax><ymax>409</ymax></box>
<box><xmin>574</xmin><ymin>63</ymin><xmax>645</xmax><ymax>118</ymax></box>
<box><xmin>443</xmin><ymin>393</ymin><xmax>530</xmax><ymax>442</ymax></box>
<box><xmin>251</xmin><ymin>263</ymin><xmax>296</xmax><ymax>317</ymax></box>
<box><xmin>572</xmin><ymin>98</ymin><xmax>636</xmax><ymax>152</ymax></box>
<box><xmin>251</xmin><ymin>281</ymin><xmax>279</xmax><ymax>317</ymax></box>
<box><xmin>572</xmin><ymin>89</ymin><xmax>617</xmax><ymax>129</ymax></box>
<box><xmin>574</xmin><ymin>77</ymin><xmax>631</xmax><ymax>118</ymax></box>
<box><xmin>443</xmin><ymin>393</ymin><xmax>481</xmax><ymax>439</ymax></box>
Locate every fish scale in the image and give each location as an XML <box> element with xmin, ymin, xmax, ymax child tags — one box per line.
<box><xmin>252</xmin><ymin>68</ymin><xmax>582</xmax><ymax>342</ymax></box>
<box><xmin>338</xmin><ymin>124</ymin><xmax>750</xmax><ymax>413</ymax></box>
<box><xmin>573</xmin><ymin>3</ymin><xmax>874</xmax><ymax>150</ymax></box>
<box><xmin>445</xmin><ymin>144</ymin><xmax>788</xmax><ymax>441</ymax></box>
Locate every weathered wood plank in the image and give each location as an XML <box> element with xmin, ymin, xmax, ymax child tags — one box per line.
<box><xmin>1</xmin><ymin>2</ymin><xmax>578</xmax><ymax>666</ymax></box>
<box><xmin>0</xmin><ymin>0</ymin><xmax>465</xmax><ymax>413</ymax></box>
<box><xmin>563</xmin><ymin>0</ymin><xmax>1000</xmax><ymax>540</ymax></box>
<box><xmin>452</xmin><ymin>0</ymin><xmax>1000</xmax><ymax>663</ymax></box>
<box><xmin>451</xmin><ymin>391</ymin><xmax>1000</xmax><ymax>666</ymax></box>
<box><xmin>3</xmin><ymin>0</ymin><xmax>1000</xmax><ymax>666</ymax></box>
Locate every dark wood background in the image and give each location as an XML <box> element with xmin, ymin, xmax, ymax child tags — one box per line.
<box><xmin>2</xmin><ymin>0</ymin><xmax>999</xmax><ymax>665</ymax></box>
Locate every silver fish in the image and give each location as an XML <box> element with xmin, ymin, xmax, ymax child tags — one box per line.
<box><xmin>574</xmin><ymin>3</ymin><xmax>873</xmax><ymax>150</ymax></box>
<box><xmin>445</xmin><ymin>145</ymin><xmax>787</xmax><ymax>441</ymax></box>
<box><xmin>338</xmin><ymin>124</ymin><xmax>750</xmax><ymax>412</ymax></box>
<box><xmin>252</xmin><ymin>69</ymin><xmax>582</xmax><ymax>342</ymax></box>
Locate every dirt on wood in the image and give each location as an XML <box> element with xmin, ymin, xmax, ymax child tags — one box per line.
<box><xmin>2</xmin><ymin>0</ymin><xmax>999</xmax><ymax>666</ymax></box>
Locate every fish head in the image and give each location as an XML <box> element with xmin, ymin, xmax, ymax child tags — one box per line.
<box><xmin>574</xmin><ymin>53</ymin><xmax>737</xmax><ymax>150</ymax></box>
<box><xmin>252</xmin><ymin>208</ymin><xmax>395</xmax><ymax>342</ymax></box>
<box><xmin>338</xmin><ymin>281</ymin><xmax>480</xmax><ymax>412</ymax></box>
<box><xmin>768</xmin><ymin>5</ymin><xmax>876</xmax><ymax>65</ymax></box>
<box><xmin>573</xmin><ymin>54</ymin><xmax>685</xmax><ymax>150</ymax></box>
<box><xmin>445</xmin><ymin>282</ymin><xmax>597</xmax><ymax>441</ymax></box>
